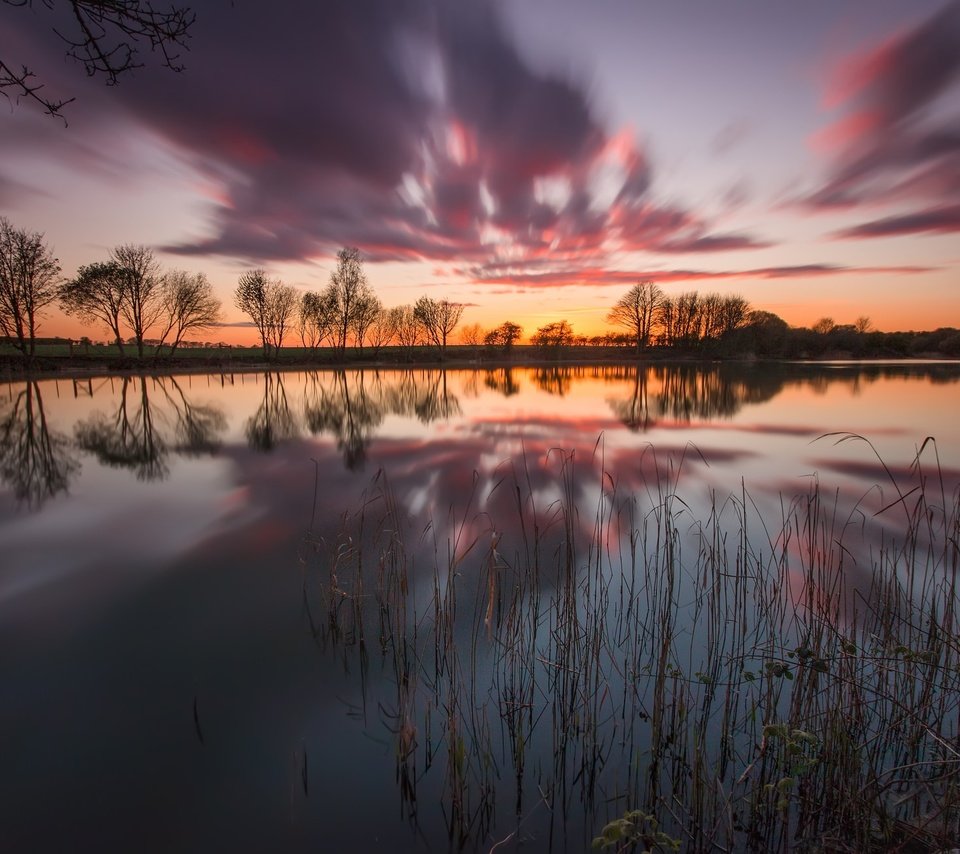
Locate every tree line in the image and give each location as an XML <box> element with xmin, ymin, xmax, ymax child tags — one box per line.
<box><xmin>2</xmin><ymin>217</ymin><xmax>957</xmax><ymax>361</ymax></box>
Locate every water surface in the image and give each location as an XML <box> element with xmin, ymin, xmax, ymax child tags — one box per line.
<box><xmin>1</xmin><ymin>362</ymin><xmax>958</xmax><ymax>850</ymax></box>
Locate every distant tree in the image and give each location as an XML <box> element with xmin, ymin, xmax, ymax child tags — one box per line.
<box><xmin>392</xmin><ymin>304</ymin><xmax>420</xmax><ymax>358</ymax></box>
<box><xmin>812</xmin><ymin>317</ymin><xmax>836</xmax><ymax>335</ymax></box>
<box><xmin>2</xmin><ymin>0</ymin><xmax>195</xmax><ymax>120</ymax></box>
<box><xmin>414</xmin><ymin>296</ymin><xmax>464</xmax><ymax>356</ymax></box>
<box><xmin>532</xmin><ymin>320</ymin><xmax>574</xmax><ymax>350</ymax></box>
<box><xmin>366</xmin><ymin>305</ymin><xmax>398</xmax><ymax>356</ymax></box>
<box><xmin>350</xmin><ymin>292</ymin><xmax>383</xmax><ymax>355</ymax></box>
<box><xmin>328</xmin><ymin>247</ymin><xmax>374</xmax><ymax>356</ymax></box>
<box><xmin>264</xmin><ymin>282</ymin><xmax>298</xmax><ymax>354</ymax></box>
<box><xmin>298</xmin><ymin>289</ymin><xmax>336</xmax><ymax>351</ymax></box>
<box><xmin>717</xmin><ymin>294</ymin><xmax>751</xmax><ymax>336</ymax></box>
<box><xmin>0</xmin><ymin>218</ymin><xmax>62</xmax><ymax>356</ymax></box>
<box><xmin>59</xmin><ymin>260</ymin><xmax>128</xmax><ymax>354</ymax></box>
<box><xmin>459</xmin><ymin>322</ymin><xmax>485</xmax><ymax>346</ymax></box>
<box><xmin>113</xmin><ymin>244</ymin><xmax>163</xmax><ymax>358</ymax></box>
<box><xmin>607</xmin><ymin>281</ymin><xmax>663</xmax><ymax>353</ymax></box>
<box><xmin>484</xmin><ymin>321</ymin><xmax>523</xmax><ymax>352</ymax></box>
<box><xmin>855</xmin><ymin>316</ymin><xmax>872</xmax><ymax>334</ymax></box>
<box><xmin>235</xmin><ymin>269</ymin><xmax>272</xmax><ymax>356</ymax></box>
<box><xmin>155</xmin><ymin>270</ymin><xmax>221</xmax><ymax>355</ymax></box>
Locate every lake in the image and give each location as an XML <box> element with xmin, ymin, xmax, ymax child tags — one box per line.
<box><xmin>2</xmin><ymin>362</ymin><xmax>959</xmax><ymax>851</ymax></box>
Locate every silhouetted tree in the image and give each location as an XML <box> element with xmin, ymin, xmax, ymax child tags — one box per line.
<box><xmin>236</xmin><ymin>269</ymin><xmax>294</xmax><ymax>357</ymax></box>
<box><xmin>855</xmin><ymin>316</ymin><xmax>872</xmax><ymax>334</ymax></box>
<box><xmin>393</xmin><ymin>304</ymin><xmax>420</xmax><ymax>359</ymax></box>
<box><xmin>298</xmin><ymin>289</ymin><xmax>336</xmax><ymax>351</ymax></box>
<box><xmin>328</xmin><ymin>247</ymin><xmax>374</xmax><ymax>357</ymax></box>
<box><xmin>0</xmin><ymin>219</ymin><xmax>62</xmax><ymax>356</ymax></box>
<box><xmin>608</xmin><ymin>281</ymin><xmax>663</xmax><ymax>353</ymax></box>
<box><xmin>812</xmin><ymin>317</ymin><xmax>836</xmax><ymax>335</ymax></box>
<box><xmin>532</xmin><ymin>320</ymin><xmax>574</xmax><ymax>351</ymax></box>
<box><xmin>114</xmin><ymin>244</ymin><xmax>163</xmax><ymax>357</ymax></box>
<box><xmin>155</xmin><ymin>270</ymin><xmax>221</xmax><ymax>355</ymax></box>
<box><xmin>484</xmin><ymin>321</ymin><xmax>522</xmax><ymax>352</ymax></box>
<box><xmin>414</xmin><ymin>296</ymin><xmax>464</xmax><ymax>357</ymax></box>
<box><xmin>366</xmin><ymin>305</ymin><xmax>397</xmax><ymax>356</ymax></box>
<box><xmin>350</xmin><ymin>292</ymin><xmax>382</xmax><ymax>355</ymax></box>
<box><xmin>2</xmin><ymin>0</ymin><xmax>195</xmax><ymax>120</ymax></box>
<box><xmin>459</xmin><ymin>323</ymin><xmax>485</xmax><ymax>346</ymax></box>
<box><xmin>59</xmin><ymin>260</ymin><xmax>128</xmax><ymax>353</ymax></box>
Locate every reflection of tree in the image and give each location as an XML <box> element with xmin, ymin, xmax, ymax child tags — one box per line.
<box><xmin>300</xmin><ymin>369</ymin><xmax>462</xmax><ymax>469</ymax></box>
<box><xmin>0</xmin><ymin>382</ymin><xmax>78</xmax><ymax>507</ymax></box>
<box><xmin>158</xmin><ymin>377</ymin><xmax>227</xmax><ymax>456</ymax></box>
<box><xmin>303</xmin><ymin>371</ymin><xmax>382</xmax><ymax>470</ymax></box>
<box><xmin>75</xmin><ymin>376</ymin><xmax>168</xmax><ymax>481</ymax></box>
<box><xmin>413</xmin><ymin>371</ymin><xmax>461</xmax><ymax>424</ymax></box>
<box><xmin>605</xmin><ymin>364</ymin><xmax>789</xmax><ymax>428</ymax></box>
<box><xmin>73</xmin><ymin>375</ymin><xmax>227</xmax><ymax>482</ymax></box>
<box><xmin>245</xmin><ymin>372</ymin><xmax>299</xmax><ymax>452</ymax></box>
<box><xmin>533</xmin><ymin>366</ymin><xmax>572</xmax><ymax>396</ymax></box>
<box><xmin>484</xmin><ymin>368</ymin><xmax>520</xmax><ymax>397</ymax></box>
<box><xmin>607</xmin><ymin>370</ymin><xmax>652</xmax><ymax>431</ymax></box>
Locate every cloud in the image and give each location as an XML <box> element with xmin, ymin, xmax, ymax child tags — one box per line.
<box><xmin>4</xmin><ymin>0</ymin><xmax>771</xmax><ymax>274</ymax></box>
<box><xmin>805</xmin><ymin>2</ymin><xmax>960</xmax><ymax>210</ymax></box>
<box><xmin>833</xmin><ymin>204</ymin><xmax>960</xmax><ymax>239</ymax></box>
<box><xmin>462</xmin><ymin>262</ymin><xmax>934</xmax><ymax>289</ymax></box>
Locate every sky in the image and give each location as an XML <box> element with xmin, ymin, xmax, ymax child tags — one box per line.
<box><xmin>2</xmin><ymin>0</ymin><xmax>959</xmax><ymax>344</ymax></box>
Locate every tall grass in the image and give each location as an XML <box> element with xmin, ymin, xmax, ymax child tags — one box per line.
<box><xmin>304</xmin><ymin>434</ymin><xmax>960</xmax><ymax>852</ymax></box>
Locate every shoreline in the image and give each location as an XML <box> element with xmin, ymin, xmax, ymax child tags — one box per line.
<box><xmin>3</xmin><ymin>350</ymin><xmax>959</xmax><ymax>383</ymax></box>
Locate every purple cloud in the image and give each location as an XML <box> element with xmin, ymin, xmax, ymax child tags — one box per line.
<box><xmin>832</xmin><ymin>204</ymin><xmax>960</xmax><ymax>239</ymax></box>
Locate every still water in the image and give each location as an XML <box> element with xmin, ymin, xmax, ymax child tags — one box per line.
<box><xmin>1</xmin><ymin>362</ymin><xmax>958</xmax><ymax>850</ymax></box>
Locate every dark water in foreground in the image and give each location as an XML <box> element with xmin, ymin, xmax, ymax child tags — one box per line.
<box><xmin>1</xmin><ymin>362</ymin><xmax>958</xmax><ymax>851</ymax></box>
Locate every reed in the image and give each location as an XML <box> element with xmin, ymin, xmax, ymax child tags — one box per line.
<box><xmin>305</xmin><ymin>434</ymin><xmax>960</xmax><ymax>852</ymax></box>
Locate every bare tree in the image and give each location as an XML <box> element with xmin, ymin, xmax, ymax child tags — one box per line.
<box><xmin>113</xmin><ymin>244</ymin><xmax>163</xmax><ymax>357</ymax></box>
<box><xmin>459</xmin><ymin>322</ymin><xmax>484</xmax><ymax>346</ymax></box>
<box><xmin>607</xmin><ymin>281</ymin><xmax>663</xmax><ymax>353</ymax></box>
<box><xmin>264</xmin><ymin>281</ymin><xmax>298</xmax><ymax>354</ymax></box>
<box><xmin>393</xmin><ymin>304</ymin><xmax>420</xmax><ymax>359</ymax></box>
<box><xmin>350</xmin><ymin>292</ymin><xmax>383</xmax><ymax>355</ymax></box>
<box><xmin>414</xmin><ymin>296</ymin><xmax>464</xmax><ymax>357</ymax></box>
<box><xmin>0</xmin><ymin>217</ymin><xmax>62</xmax><ymax>356</ymax></box>
<box><xmin>531</xmin><ymin>320</ymin><xmax>574</xmax><ymax>350</ymax></box>
<box><xmin>328</xmin><ymin>247</ymin><xmax>373</xmax><ymax>357</ymax></box>
<box><xmin>155</xmin><ymin>270</ymin><xmax>221</xmax><ymax>355</ymax></box>
<box><xmin>59</xmin><ymin>260</ymin><xmax>128</xmax><ymax>353</ymax></box>
<box><xmin>366</xmin><ymin>305</ymin><xmax>398</xmax><ymax>356</ymax></box>
<box><xmin>812</xmin><ymin>317</ymin><xmax>836</xmax><ymax>335</ymax></box>
<box><xmin>855</xmin><ymin>316</ymin><xmax>872</xmax><ymax>334</ymax></box>
<box><xmin>235</xmin><ymin>268</ymin><xmax>272</xmax><ymax>356</ymax></box>
<box><xmin>2</xmin><ymin>0</ymin><xmax>195</xmax><ymax>120</ymax></box>
<box><xmin>298</xmin><ymin>289</ymin><xmax>336</xmax><ymax>351</ymax></box>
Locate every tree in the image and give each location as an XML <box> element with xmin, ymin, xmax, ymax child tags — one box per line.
<box><xmin>298</xmin><ymin>289</ymin><xmax>336</xmax><ymax>351</ymax></box>
<box><xmin>459</xmin><ymin>323</ymin><xmax>485</xmax><ymax>346</ymax></box>
<box><xmin>0</xmin><ymin>218</ymin><xmax>62</xmax><ymax>356</ymax></box>
<box><xmin>531</xmin><ymin>320</ymin><xmax>574</xmax><ymax>350</ymax></box>
<box><xmin>366</xmin><ymin>305</ymin><xmax>398</xmax><ymax>356</ymax></box>
<box><xmin>607</xmin><ymin>281</ymin><xmax>663</xmax><ymax>353</ymax></box>
<box><xmin>392</xmin><ymin>304</ymin><xmax>420</xmax><ymax>358</ymax></box>
<box><xmin>350</xmin><ymin>292</ymin><xmax>383</xmax><ymax>355</ymax></box>
<box><xmin>235</xmin><ymin>269</ymin><xmax>272</xmax><ymax>356</ymax></box>
<box><xmin>59</xmin><ymin>260</ymin><xmax>128</xmax><ymax>354</ymax></box>
<box><xmin>855</xmin><ymin>316</ymin><xmax>872</xmax><ymax>334</ymax></box>
<box><xmin>155</xmin><ymin>270</ymin><xmax>221</xmax><ymax>355</ymax></box>
<box><xmin>264</xmin><ymin>281</ymin><xmax>298</xmax><ymax>353</ymax></box>
<box><xmin>812</xmin><ymin>317</ymin><xmax>836</xmax><ymax>335</ymax></box>
<box><xmin>114</xmin><ymin>244</ymin><xmax>163</xmax><ymax>358</ymax></box>
<box><xmin>327</xmin><ymin>247</ymin><xmax>373</xmax><ymax>357</ymax></box>
<box><xmin>2</xmin><ymin>0</ymin><xmax>195</xmax><ymax>120</ymax></box>
<box><xmin>484</xmin><ymin>321</ymin><xmax>522</xmax><ymax>351</ymax></box>
<box><xmin>414</xmin><ymin>296</ymin><xmax>464</xmax><ymax>357</ymax></box>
